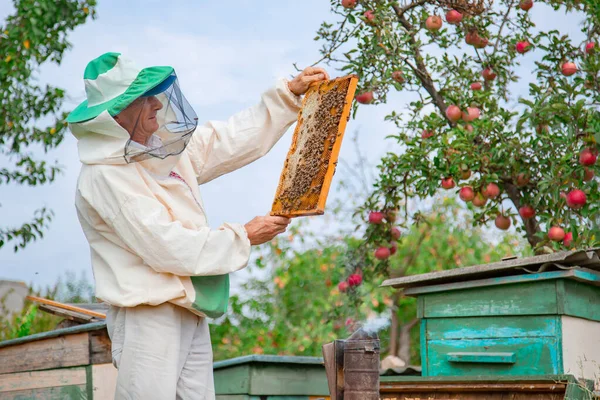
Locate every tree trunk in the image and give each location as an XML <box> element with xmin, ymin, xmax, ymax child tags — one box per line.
<box><xmin>387</xmin><ymin>293</ymin><xmax>401</xmax><ymax>357</ymax></box>
<box><xmin>397</xmin><ymin>318</ymin><xmax>419</xmax><ymax>364</ymax></box>
<box><xmin>503</xmin><ymin>180</ymin><xmax>543</xmax><ymax>249</ymax></box>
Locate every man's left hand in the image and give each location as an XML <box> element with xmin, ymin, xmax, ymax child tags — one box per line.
<box><xmin>288</xmin><ymin>67</ymin><xmax>330</xmax><ymax>96</ymax></box>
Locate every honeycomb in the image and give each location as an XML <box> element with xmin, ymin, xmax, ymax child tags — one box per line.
<box><xmin>271</xmin><ymin>75</ymin><xmax>358</xmax><ymax>217</ymax></box>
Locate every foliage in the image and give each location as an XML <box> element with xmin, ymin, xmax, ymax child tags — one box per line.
<box><xmin>0</xmin><ymin>0</ymin><xmax>96</xmax><ymax>251</ymax></box>
<box><xmin>210</xmin><ymin>197</ymin><xmax>528</xmax><ymax>362</ymax></box>
<box><xmin>0</xmin><ymin>270</ymin><xmax>95</xmax><ymax>341</ymax></box>
<box><xmin>313</xmin><ymin>0</ymin><xmax>600</xmax><ymax>254</ymax></box>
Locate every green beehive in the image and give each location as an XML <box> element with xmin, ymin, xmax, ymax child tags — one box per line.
<box><xmin>381</xmin><ymin>249</ymin><xmax>600</xmax><ymax>380</ymax></box>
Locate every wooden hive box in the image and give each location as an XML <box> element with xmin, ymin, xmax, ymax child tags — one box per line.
<box><xmin>271</xmin><ymin>75</ymin><xmax>358</xmax><ymax>217</ymax></box>
<box><xmin>213</xmin><ymin>355</ymin><xmax>330</xmax><ymax>399</ymax></box>
<box><xmin>0</xmin><ymin>322</ymin><xmax>117</xmax><ymax>400</ymax></box>
<box><xmin>381</xmin><ymin>249</ymin><xmax>600</xmax><ymax>383</ymax></box>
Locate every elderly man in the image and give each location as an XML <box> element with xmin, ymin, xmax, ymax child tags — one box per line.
<box><xmin>67</xmin><ymin>52</ymin><xmax>329</xmax><ymax>399</ymax></box>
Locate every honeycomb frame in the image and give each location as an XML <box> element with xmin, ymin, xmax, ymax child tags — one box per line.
<box><xmin>270</xmin><ymin>74</ymin><xmax>359</xmax><ymax>217</ymax></box>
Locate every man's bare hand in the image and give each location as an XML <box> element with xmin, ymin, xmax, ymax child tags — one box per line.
<box><xmin>288</xmin><ymin>66</ymin><xmax>330</xmax><ymax>96</ymax></box>
<box><xmin>244</xmin><ymin>215</ymin><xmax>291</xmax><ymax>245</ymax></box>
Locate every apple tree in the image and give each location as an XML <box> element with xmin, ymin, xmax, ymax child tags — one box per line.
<box><xmin>0</xmin><ymin>0</ymin><xmax>96</xmax><ymax>251</ymax></box>
<box><xmin>210</xmin><ymin>198</ymin><xmax>524</xmax><ymax>363</ymax></box>
<box><xmin>313</xmin><ymin>0</ymin><xmax>600</xmax><ymax>255</ymax></box>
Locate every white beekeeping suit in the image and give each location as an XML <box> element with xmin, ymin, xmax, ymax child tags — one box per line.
<box><xmin>68</xmin><ymin>52</ymin><xmax>302</xmax><ymax>399</ymax></box>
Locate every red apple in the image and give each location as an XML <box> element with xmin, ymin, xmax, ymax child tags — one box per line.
<box><xmin>389</xmin><ymin>242</ymin><xmax>398</xmax><ymax>255</ymax></box>
<box><xmin>561</xmin><ymin>62</ymin><xmax>578</xmax><ymax>76</ymax></box>
<box><xmin>425</xmin><ymin>15</ymin><xmax>443</xmax><ymax>31</ymax></box>
<box><xmin>519</xmin><ymin>0</ymin><xmax>533</xmax><ymax>10</ymax></box>
<box><xmin>579</xmin><ymin>148</ymin><xmax>597</xmax><ymax>166</ymax></box>
<box><xmin>472</xmin><ymin>193</ymin><xmax>487</xmax><ymax>207</ymax></box>
<box><xmin>586</xmin><ymin>42</ymin><xmax>596</xmax><ymax>54</ymax></box>
<box><xmin>471</xmin><ymin>82</ymin><xmax>482</xmax><ymax>91</ymax></box>
<box><xmin>421</xmin><ymin>129</ymin><xmax>434</xmax><ymax>139</ymax></box>
<box><xmin>462</xmin><ymin>107</ymin><xmax>481</xmax><ymax>122</ymax></box>
<box><xmin>441</xmin><ymin>177</ymin><xmax>456</xmax><ymax>189</ymax></box>
<box><xmin>566</xmin><ymin>189</ymin><xmax>586</xmax><ymax>209</ymax></box>
<box><xmin>446</xmin><ymin>9</ymin><xmax>463</xmax><ymax>24</ymax></box>
<box><xmin>465</xmin><ymin>124</ymin><xmax>474</xmax><ymax>133</ymax></box>
<box><xmin>516</xmin><ymin>173</ymin><xmax>530</xmax><ymax>187</ymax></box>
<box><xmin>348</xmin><ymin>273</ymin><xmax>362</xmax><ymax>287</ymax></box>
<box><xmin>391</xmin><ymin>227</ymin><xmax>402</xmax><ymax>240</ymax></box>
<box><xmin>482</xmin><ymin>67</ymin><xmax>497</xmax><ymax>81</ymax></box>
<box><xmin>461</xmin><ymin>170</ymin><xmax>472</xmax><ymax>180</ymax></box>
<box><xmin>368</xmin><ymin>211</ymin><xmax>385</xmax><ymax>224</ymax></box>
<box><xmin>355</xmin><ymin>91</ymin><xmax>374</xmax><ymax>104</ymax></box>
<box><xmin>548</xmin><ymin>226</ymin><xmax>566</xmax><ymax>242</ymax></box>
<box><xmin>459</xmin><ymin>186</ymin><xmax>475</xmax><ymax>202</ymax></box>
<box><xmin>446</xmin><ymin>105</ymin><xmax>462</xmax><ymax>122</ymax></box>
<box><xmin>483</xmin><ymin>183</ymin><xmax>500</xmax><ymax>199</ymax></box>
<box><xmin>392</xmin><ymin>70</ymin><xmax>405</xmax><ymax>83</ymax></box>
<box><xmin>474</xmin><ymin>36</ymin><xmax>489</xmax><ymax>49</ymax></box>
<box><xmin>560</xmin><ymin>191</ymin><xmax>567</xmax><ymax>200</ymax></box>
<box><xmin>364</xmin><ymin>10</ymin><xmax>375</xmax><ymax>24</ymax></box>
<box><xmin>563</xmin><ymin>232</ymin><xmax>573</xmax><ymax>247</ymax></box>
<box><xmin>465</xmin><ymin>31</ymin><xmax>480</xmax><ymax>46</ymax></box>
<box><xmin>374</xmin><ymin>247</ymin><xmax>391</xmax><ymax>260</ymax></box>
<box><xmin>495</xmin><ymin>214</ymin><xmax>511</xmax><ymax>230</ymax></box>
<box><xmin>342</xmin><ymin>0</ymin><xmax>357</xmax><ymax>8</ymax></box>
<box><xmin>519</xmin><ymin>205</ymin><xmax>536</xmax><ymax>219</ymax></box>
<box><xmin>338</xmin><ymin>281</ymin><xmax>349</xmax><ymax>292</ymax></box>
<box><xmin>584</xmin><ymin>167</ymin><xmax>595</xmax><ymax>181</ymax></box>
<box><xmin>516</xmin><ymin>41</ymin><xmax>531</xmax><ymax>54</ymax></box>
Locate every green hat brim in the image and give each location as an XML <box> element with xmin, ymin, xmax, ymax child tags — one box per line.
<box><xmin>67</xmin><ymin>66</ymin><xmax>174</xmax><ymax>124</ymax></box>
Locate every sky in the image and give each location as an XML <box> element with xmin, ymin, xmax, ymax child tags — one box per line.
<box><xmin>0</xmin><ymin>0</ymin><xmax>588</xmax><ymax>291</ymax></box>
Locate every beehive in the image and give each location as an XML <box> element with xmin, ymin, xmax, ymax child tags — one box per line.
<box><xmin>271</xmin><ymin>75</ymin><xmax>358</xmax><ymax>217</ymax></box>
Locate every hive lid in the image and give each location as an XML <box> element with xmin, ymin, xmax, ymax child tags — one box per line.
<box><xmin>381</xmin><ymin>248</ymin><xmax>600</xmax><ymax>289</ymax></box>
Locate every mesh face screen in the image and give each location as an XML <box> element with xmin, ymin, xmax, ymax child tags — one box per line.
<box><xmin>271</xmin><ymin>75</ymin><xmax>358</xmax><ymax>217</ymax></box>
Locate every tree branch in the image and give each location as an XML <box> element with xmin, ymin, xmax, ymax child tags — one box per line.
<box><xmin>502</xmin><ymin>179</ymin><xmax>543</xmax><ymax>249</ymax></box>
<box><xmin>492</xmin><ymin>0</ymin><xmax>515</xmax><ymax>56</ymax></box>
<box><xmin>391</xmin><ymin>4</ymin><xmax>452</xmax><ymax>126</ymax></box>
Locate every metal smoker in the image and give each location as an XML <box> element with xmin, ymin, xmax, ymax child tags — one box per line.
<box><xmin>322</xmin><ymin>328</ymin><xmax>380</xmax><ymax>400</ymax></box>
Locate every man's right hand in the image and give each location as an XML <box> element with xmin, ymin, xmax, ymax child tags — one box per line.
<box><xmin>244</xmin><ymin>215</ymin><xmax>291</xmax><ymax>245</ymax></box>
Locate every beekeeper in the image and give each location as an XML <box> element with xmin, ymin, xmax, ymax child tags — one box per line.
<box><xmin>68</xmin><ymin>52</ymin><xmax>329</xmax><ymax>399</ymax></box>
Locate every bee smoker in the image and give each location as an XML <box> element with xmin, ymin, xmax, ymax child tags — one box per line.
<box><xmin>322</xmin><ymin>328</ymin><xmax>380</xmax><ymax>400</ymax></box>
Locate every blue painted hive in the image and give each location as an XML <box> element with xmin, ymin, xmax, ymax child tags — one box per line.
<box><xmin>381</xmin><ymin>249</ymin><xmax>600</xmax><ymax>380</ymax></box>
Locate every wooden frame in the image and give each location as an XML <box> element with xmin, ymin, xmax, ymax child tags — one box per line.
<box><xmin>271</xmin><ymin>74</ymin><xmax>358</xmax><ymax>217</ymax></box>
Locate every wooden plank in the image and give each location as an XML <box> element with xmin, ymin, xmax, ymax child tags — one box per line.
<box><xmin>214</xmin><ymin>364</ymin><xmax>251</xmax><ymax>394</ymax></box>
<box><xmin>91</xmin><ymin>364</ymin><xmax>117</xmax><ymax>400</ymax></box>
<box><xmin>427</xmin><ymin>337</ymin><xmax>560</xmax><ymax>377</ymax></box>
<box><xmin>561</xmin><ymin>316</ymin><xmax>600</xmax><ymax>378</ymax></box>
<box><xmin>422</xmin><ymin>280</ymin><xmax>558</xmax><ymax>318</ymax></box>
<box><xmin>89</xmin><ymin>329</ymin><xmax>112</xmax><ymax>365</ymax></box>
<box><xmin>248</xmin><ymin>363</ymin><xmax>329</xmax><ymax>395</ymax></box>
<box><xmin>563</xmin><ymin>279</ymin><xmax>600</xmax><ymax>321</ymax></box>
<box><xmin>0</xmin><ymin>384</ymin><xmax>88</xmax><ymax>400</ymax></box>
<box><xmin>425</xmin><ymin>316</ymin><xmax>558</xmax><ymax>340</ymax></box>
<box><xmin>0</xmin><ymin>321</ymin><xmax>106</xmax><ymax>349</ymax></box>
<box><xmin>0</xmin><ymin>367</ymin><xmax>87</xmax><ymax>392</ymax></box>
<box><xmin>0</xmin><ymin>332</ymin><xmax>90</xmax><ymax>374</ymax></box>
<box><xmin>380</xmin><ymin>382</ymin><xmax>568</xmax><ymax>392</ymax></box>
<box><xmin>38</xmin><ymin>304</ymin><xmax>95</xmax><ymax>324</ymax></box>
<box><xmin>447</xmin><ymin>352</ymin><xmax>516</xmax><ymax>364</ymax></box>
<box><xmin>381</xmin><ymin>248</ymin><xmax>600</xmax><ymax>288</ymax></box>
<box><xmin>402</xmin><ymin>268</ymin><xmax>600</xmax><ymax>296</ymax></box>
<box><xmin>419</xmin><ymin>320</ymin><xmax>428</xmax><ymax>377</ymax></box>
<box><xmin>381</xmin><ymin>394</ymin><xmax>564</xmax><ymax>400</ymax></box>
<box><xmin>26</xmin><ymin>295</ymin><xmax>106</xmax><ymax>319</ymax></box>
